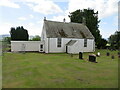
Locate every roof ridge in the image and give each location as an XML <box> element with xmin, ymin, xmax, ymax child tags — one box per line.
<box><xmin>45</xmin><ymin>20</ymin><xmax>83</xmax><ymax>25</ymax></box>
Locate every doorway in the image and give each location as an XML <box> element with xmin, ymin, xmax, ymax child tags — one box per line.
<box><xmin>39</xmin><ymin>44</ymin><xmax>44</xmax><ymax>52</ymax></box>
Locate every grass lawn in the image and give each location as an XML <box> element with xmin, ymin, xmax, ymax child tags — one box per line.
<box><xmin>2</xmin><ymin>49</ymin><xmax>118</xmax><ymax>88</ymax></box>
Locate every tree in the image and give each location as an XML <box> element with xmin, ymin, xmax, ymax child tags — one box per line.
<box><xmin>10</xmin><ymin>26</ymin><xmax>29</xmax><ymax>41</ymax></box>
<box><xmin>3</xmin><ymin>37</ymin><xmax>11</xmax><ymax>44</ymax></box>
<box><xmin>29</xmin><ymin>35</ymin><xmax>41</xmax><ymax>41</ymax></box>
<box><xmin>97</xmin><ymin>38</ymin><xmax>108</xmax><ymax>49</ymax></box>
<box><xmin>10</xmin><ymin>27</ymin><xmax>16</xmax><ymax>40</ymax></box>
<box><xmin>108</xmin><ymin>31</ymin><xmax>120</xmax><ymax>50</ymax></box>
<box><xmin>68</xmin><ymin>9</ymin><xmax>102</xmax><ymax>48</ymax></box>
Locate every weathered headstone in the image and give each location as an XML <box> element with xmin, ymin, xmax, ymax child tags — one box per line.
<box><xmin>111</xmin><ymin>55</ymin><xmax>115</xmax><ymax>59</ymax></box>
<box><xmin>79</xmin><ymin>52</ymin><xmax>83</xmax><ymax>59</ymax></box>
<box><xmin>89</xmin><ymin>54</ymin><xmax>97</xmax><ymax>63</ymax></box>
<box><xmin>106</xmin><ymin>52</ymin><xmax>110</xmax><ymax>56</ymax></box>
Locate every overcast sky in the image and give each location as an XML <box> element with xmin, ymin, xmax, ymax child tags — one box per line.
<box><xmin>0</xmin><ymin>0</ymin><xmax>118</xmax><ymax>39</ymax></box>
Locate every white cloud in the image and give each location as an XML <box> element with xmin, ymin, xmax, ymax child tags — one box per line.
<box><xmin>102</xmin><ymin>22</ymin><xmax>107</xmax><ymax>25</ymax></box>
<box><xmin>28</xmin><ymin>22</ymin><xmax>34</xmax><ymax>26</ymax></box>
<box><xmin>0</xmin><ymin>22</ymin><xmax>13</xmax><ymax>35</ymax></box>
<box><xmin>27</xmin><ymin>26</ymin><xmax>42</xmax><ymax>36</ymax></box>
<box><xmin>0</xmin><ymin>21</ymin><xmax>43</xmax><ymax>36</ymax></box>
<box><xmin>50</xmin><ymin>0</ymin><xmax>118</xmax><ymax>23</ymax></box>
<box><xmin>25</xmin><ymin>22</ymin><xmax>43</xmax><ymax>36</ymax></box>
<box><xmin>48</xmin><ymin>9</ymin><xmax>70</xmax><ymax>22</ymax></box>
<box><xmin>51</xmin><ymin>15</ymin><xmax>70</xmax><ymax>22</ymax></box>
<box><xmin>25</xmin><ymin>0</ymin><xmax>63</xmax><ymax>15</ymax></box>
<box><xmin>26</xmin><ymin>3</ymin><xmax>34</xmax><ymax>8</ymax></box>
<box><xmin>100</xmin><ymin>29</ymin><xmax>114</xmax><ymax>39</ymax></box>
<box><xmin>29</xmin><ymin>14</ymin><xmax>34</xmax><ymax>18</ymax></box>
<box><xmin>67</xmin><ymin>0</ymin><xmax>118</xmax><ymax>19</ymax></box>
<box><xmin>0</xmin><ymin>0</ymin><xmax>20</xmax><ymax>8</ymax></box>
<box><xmin>113</xmin><ymin>16</ymin><xmax>118</xmax><ymax>27</ymax></box>
<box><xmin>37</xmin><ymin>20</ymin><xmax>43</xmax><ymax>24</ymax></box>
<box><xmin>18</xmin><ymin>17</ymin><xmax>27</xmax><ymax>21</ymax></box>
<box><xmin>18</xmin><ymin>15</ymin><xmax>34</xmax><ymax>21</ymax></box>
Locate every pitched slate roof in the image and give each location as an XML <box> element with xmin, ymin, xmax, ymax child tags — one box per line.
<box><xmin>66</xmin><ymin>40</ymin><xmax>77</xmax><ymax>46</ymax></box>
<box><xmin>44</xmin><ymin>20</ymin><xmax>94</xmax><ymax>39</ymax></box>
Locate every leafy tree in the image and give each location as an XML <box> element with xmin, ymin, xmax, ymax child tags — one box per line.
<box><xmin>108</xmin><ymin>31</ymin><xmax>120</xmax><ymax>50</ymax></box>
<box><xmin>68</xmin><ymin>9</ymin><xmax>102</xmax><ymax>48</ymax></box>
<box><xmin>3</xmin><ymin>37</ymin><xmax>11</xmax><ymax>44</ymax></box>
<box><xmin>10</xmin><ymin>26</ymin><xmax>29</xmax><ymax>41</ymax></box>
<box><xmin>29</xmin><ymin>35</ymin><xmax>41</xmax><ymax>41</ymax></box>
<box><xmin>97</xmin><ymin>38</ymin><xmax>108</xmax><ymax>49</ymax></box>
<box><xmin>10</xmin><ymin>27</ymin><xmax>16</xmax><ymax>40</ymax></box>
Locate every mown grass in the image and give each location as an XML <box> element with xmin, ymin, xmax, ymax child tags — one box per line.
<box><xmin>2</xmin><ymin>49</ymin><xmax>118</xmax><ymax>88</ymax></box>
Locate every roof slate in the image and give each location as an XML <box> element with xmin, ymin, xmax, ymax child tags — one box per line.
<box><xmin>44</xmin><ymin>20</ymin><xmax>94</xmax><ymax>39</ymax></box>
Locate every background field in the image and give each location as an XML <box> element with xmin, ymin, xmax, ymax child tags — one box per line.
<box><xmin>2</xmin><ymin>49</ymin><xmax>118</xmax><ymax>88</ymax></box>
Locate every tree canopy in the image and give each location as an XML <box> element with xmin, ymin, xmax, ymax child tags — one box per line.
<box><xmin>68</xmin><ymin>9</ymin><xmax>103</xmax><ymax>48</ymax></box>
<box><xmin>3</xmin><ymin>37</ymin><xmax>11</xmax><ymax>44</ymax></box>
<box><xmin>108</xmin><ymin>31</ymin><xmax>120</xmax><ymax>50</ymax></box>
<box><xmin>10</xmin><ymin>26</ymin><xmax>29</xmax><ymax>41</ymax></box>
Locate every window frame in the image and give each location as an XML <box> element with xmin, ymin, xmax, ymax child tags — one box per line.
<box><xmin>84</xmin><ymin>39</ymin><xmax>87</xmax><ymax>47</ymax></box>
<box><xmin>57</xmin><ymin>38</ymin><xmax>62</xmax><ymax>47</ymax></box>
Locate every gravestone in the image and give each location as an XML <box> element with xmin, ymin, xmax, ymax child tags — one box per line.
<box><xmin>111</xmin><ymin>55</ymin><xmax>115</xmax><ymax>59</ymax></box>
<box><xmin>79</xmin><ymin>52</ymin><xmax>83</xmax><ymax>59</ymax></box>
<box><xmin>106</xmin><ymin>52</ymin><xmax>110</xmax><ymax>56</ymax></box>
<box><xmin>89</xmin><ymin>54</ymin><xmax>97</xmax><ymax>63</ymax></box>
